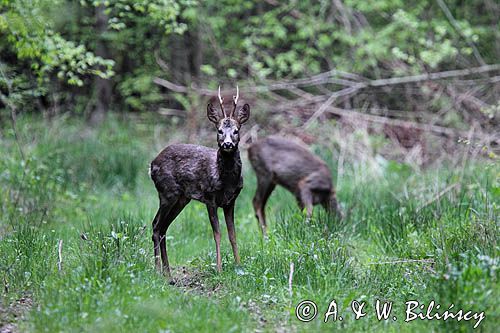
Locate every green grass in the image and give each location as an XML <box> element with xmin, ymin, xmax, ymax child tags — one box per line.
<box><xmin>0</xmin><ymin>114</ymin><xmax>498</xmax><ymax>332</ymax></box>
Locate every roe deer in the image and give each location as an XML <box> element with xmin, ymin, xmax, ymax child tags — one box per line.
<box><xmin>150</xmin><ymin>86</ymin><xmax>250</xmax><ymax>277</ymax></box>
<box><xmin>248</xmin><ymin>136</ymin><xmax>341</xmax><ymax>234</ymax></box>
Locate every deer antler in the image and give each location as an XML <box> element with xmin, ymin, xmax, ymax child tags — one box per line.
<box><xmin>230</xmin><ymin>85</ymin><xmax>239</xmax><ymax>118</ymax></box>
<box><xmin>218</xmin><ymin>85</ymin><xmax>227</xmax><ymax>118</ymax></box>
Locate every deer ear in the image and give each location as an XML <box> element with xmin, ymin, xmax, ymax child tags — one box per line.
<box><xmin>237</xmin><ymin>104</ymin><xmax>250</xmax><ymax>124</ymax></box>
<box><xmin>207</xmin><ymin>103</ymin><xmax>219</xmax><ymax>124</ymax></box>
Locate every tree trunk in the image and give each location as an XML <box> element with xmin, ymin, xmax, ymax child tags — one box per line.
<box><xmin>91</xmin><ymin>4</ymin><xmax>112</xmax><ymax>124</ymax></box>
<box><xmin>169</xmin><ymin>33</ymin><xmax>190</xmax><ymax>85</ymax></box>
<box><xmin>188</xmin><ymin>23</ymin><xmax>203</xmax><ymax>84</ymax></box>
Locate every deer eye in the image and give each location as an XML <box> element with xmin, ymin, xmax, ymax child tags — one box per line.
<box><xmin>218</xmin><ymin>129</ymin><xmax>223</xmax><ymax>135</ymax></box>
<box><xmin>233</xmin><ymin>130</ymin><xmax>239</xmax><ymax>135</ymax></box>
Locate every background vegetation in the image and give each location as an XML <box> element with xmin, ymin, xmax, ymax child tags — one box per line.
<box><xmin>1</xmin><ymin>0</ymin><xmax>499</xmax><ymax>332</ymax></box>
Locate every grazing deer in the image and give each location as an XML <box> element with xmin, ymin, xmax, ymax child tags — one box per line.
<box><xmin>149</xmin><ymin>86</ymin><xmax>250</xmax><ymax>277</ymax></box>
<box><xmin>248</xmin><ymin>136</ymin><xmax>341</xmax><ymax>234</ymax></box>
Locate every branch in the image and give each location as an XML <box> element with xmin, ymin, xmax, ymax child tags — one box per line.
<box><xmin>154</xmin><ymin>69</ymin><xmax>361</xmax><ymax>96</ymax></box>
<box><xmin>157</xmin><ymin>108</ymin><xmax>187</xmax><ymax>117</ymax></box>
<box><xmin>153</xmin><ymin>78</ymin><xmax>190</xmax><ymax>93</ymax></box>
<box><xmin>368</xmin><ymin>259</ymin><xmax>434</xmax><ymax>265</ymax></box>
<box><xmin>303</xmin><ymin>83</ymin><xmax>365</xmax><ymax>128</ymax></box>
<box><xmin>436</xmin><ymin>0</ymin><xmax>486</xmax><ymax>66</ymax></box>
<box><xmin>325</xmin><ymin>106</ymin><xmax>499</xmax><ymax>144</ymax></box>
<box><xmin>417</xmin><ymin>183</ymin><xmax>460</xmax><ymax>212</ymax></box>
<box><xmin>263</xmin><ymin>0</ymin><xmax>303</xmax><ymax>19</ymax></box>
<box><xmin>57</xmin><ymin>240</ymin><xmax>63</xmax><ymax>272</ymax></box>
<box><xmin>155</xmin><ymin>64</ymin><xmax>500</xmax><ymax>101</ymax></box>
<box><xmin>297</xmin><ymin>64</ymin><xmax>500</xmax><ymax>125</ymax></box>
<box><xmin>332</xmin><ymin>0</ymin><xmax>353</xmax><ymax>34</ymax></box>
<box><xmin>368</xmin><ymin>64</ymin><xmax>500</xmax><ymax>87</ymax></box>
<box><xmin>154</xmin><ymin>50</ymin><xmax>170</xmax><ymax>73</ymax></box>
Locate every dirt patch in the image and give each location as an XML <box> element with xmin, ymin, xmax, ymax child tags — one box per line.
<box><xmin>0</xmin><ymin>295</ymin><xmax>32</xmax><ymax>333</ymax></box>
<box><xmin>169</xmin><ymin>267</ymin><xmax>294</xmax><ymax>332</ymax></box>
<box><xmin>170</xmin><ymin>266</ymin><xmax>222</xmax><ymax>296</ymax></box>
<box><xmin>243</xmin><ymin>299</ymin><xmax>267</xmax><ymax>332</ymax></box>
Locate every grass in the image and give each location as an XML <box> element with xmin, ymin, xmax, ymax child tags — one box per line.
<box><xmin>0</xmin><ymin>114</ymin><xmax>498</xmax><ymax>332</ymax></box>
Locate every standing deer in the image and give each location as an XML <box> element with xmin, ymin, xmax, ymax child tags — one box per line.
<box><xmin>248</xmin><ymin>136</ymin><xmax>341</xmax><ymax>235</ymax></box>
<box><xmin>149</xmin><ymin>86</ymin><xmax>250</xmax><ymax>277</ymax></box>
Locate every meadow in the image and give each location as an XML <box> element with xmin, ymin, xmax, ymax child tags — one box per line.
<box><xmin>0</xmin><ymin>114</ymin><xmax>498</xmax><ymax>332</ymax></box>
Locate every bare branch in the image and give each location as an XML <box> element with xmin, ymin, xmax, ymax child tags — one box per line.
<box><xmin>303</xmin><ymin>83</ymin><xmax>365</xmax><ymax>128</ymax></box>
<box><xmin>154</xmin><ymin>64</ymin><xmax>500</xmax><ymax>142</ymax></box>
<box><xmin>155</xmin><ymin>64</ymin><xmax>500</xmax><ymax>98</ymax></box>
<box><xmin>153</xmin><ymin>77</ymin><xmax>190</xmax><ymax>93</ymax></box>
<box><xmin>332</xmin><ymin>0</ymin><xmax>352</xmax><ymax>34</ymax></box>
<box><xmin>436</xmin><ymin>0</ymin><xmax>486</xmax><ymax>66</ymax></box>
<box><xmin>157</xmin><ymin>108</ymin><xmax>187</xmax><ymax>117</ymax></box>
<box><xmin>368</xmin><ymin>259</ymin><xmax>434</xmax><ymax>265</ymax></box>
<box><xmin>299</xmin><ymin>64</ymin><xmax>500</xmax><ymax>126</ymax></box>
<box><xmin>263</xmin><ymin>0</ymin><xmax>303</xmax><ymax>19</ymax></box>
<box><xmin>57</xmin><ymin>240</ymin><xmax>63</xmax><ymax>272</ymax></box>
<box><xmin>325</xmin><ymin>106</ymin><xmax>499</xmax><ymax>144</ymax></box>
<box><xmin>417</xmin><ymin>183</ymin><xmax>460</xmax><ymax>212</ymax></box>
<box><xmin>368</xmin><ymin>64</ymin><xmax>500</xmax><ymax>87</ymax></box>
<box><xmin>154</xmin><ymin>71</ymin><xmax>361</xmax><ymax>95</ymax></box>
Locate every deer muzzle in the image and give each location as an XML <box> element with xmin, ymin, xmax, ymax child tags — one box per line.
<box><xmin>222</xmin><ymin>141</ymin><xmax>235</xmax><ymax>151</ymax></box>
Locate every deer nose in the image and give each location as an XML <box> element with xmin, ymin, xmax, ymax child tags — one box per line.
<box><xmin>222</xmin><ymin>142</ymin><xmax>234</xmax><ymax>150</ymax></box>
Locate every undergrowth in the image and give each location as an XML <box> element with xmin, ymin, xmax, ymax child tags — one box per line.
<box><xmin>0</xmin><ymin>114</ymin><xmax>498</xmax><ymax>332</ymax></box>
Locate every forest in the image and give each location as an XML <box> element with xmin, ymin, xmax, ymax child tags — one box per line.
<box><xmin>0</xmin><ymin>0</ymin><xmax>499</xmax><ymax>332</ymax></box>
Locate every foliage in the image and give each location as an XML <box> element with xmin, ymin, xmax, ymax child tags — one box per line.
<box><xmin>0</xmin><ymin>0</ymin><xmax>193</xmax><ymax>113</ymax></box>
<box><xmin>83</xmin><ymin>0</ymin><xmax>192</xmax><ymax>34</ymax></box>
<box><xmin>0</xmin><ymin>1</ymin><xmax>498</xmax><ymax>331</ymax></box>
<box><xmin>202</xmin><ymin>0</ymin><xmax>498</xmax><ymax>80</ymax></box>
<box><xmin>0</xmin><ymin>0</ymin><xmax>114</xmax><ymax>86</ymax></box>
<box><xmin>2</xmin><ymin>0</ymin><xmax>499</xmax><ymax>114</ymax></box>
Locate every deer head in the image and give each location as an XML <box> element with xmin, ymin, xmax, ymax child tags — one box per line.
<box><xmin>207</xmin><ymin>85</ymin><xmax>250</xmax><ymax>153</ymax></box>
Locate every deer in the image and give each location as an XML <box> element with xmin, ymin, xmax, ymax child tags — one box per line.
<box><xmin>248</xmin><ymin>136</ymin><xmax>342</xmax><ymax>235</ymax></box>
<box><xmin>149</xmin><ymin>86</ymin><xmax>250</xmax><ymax>278</ymax></box>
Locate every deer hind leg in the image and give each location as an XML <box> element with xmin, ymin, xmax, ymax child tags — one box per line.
<box><xmin>160</xmin><ymin>196</ymin><xmax>191</xmax><ymax>277</ymax></box>
<box><xmin>252</xmin><ymin>176</ymin><xmax>275</xmax><ymax>235</ymax></box>
<box><xmin>152</xmin><ymin>195</ymin><xmax>190</xmax><ymax>277</ymax></box>
<box><xmin>152</xmin><ymin>204</ymin><xmax>170</xmax><ymax>272</ymax></box>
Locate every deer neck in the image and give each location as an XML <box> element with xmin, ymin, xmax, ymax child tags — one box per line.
<box><xmin>217</xmin><ymin>148</ymin><xmax>241</xmax><ymax>180</ymax></box>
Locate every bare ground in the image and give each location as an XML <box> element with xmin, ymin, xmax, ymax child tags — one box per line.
<box><xmin>0</xmin><ymin>295</ymin><xmax>32</xmax><ymax>333</ymax></box>
<box><xmin>170</xmin><ymin>266</ymin><xmax>293</xmax><ymax>332</ymax></box>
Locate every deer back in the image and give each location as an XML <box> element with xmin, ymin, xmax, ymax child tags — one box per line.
<box><xmin>248</xmin><ymin>136</ymin><xmax>332</xmax><ymax>193</ymax></box>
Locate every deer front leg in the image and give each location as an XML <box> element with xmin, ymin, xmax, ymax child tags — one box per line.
<box><xmin>299</xmin><ymin>186</ymin><xmax>314</xmax><ymax>221</ymax></box>
<box><xmin>324</xmin><ymin>191</ymin><xmax>343</xmax><ymax>219</ymax></box>
<box><xmin>223</xmin><ymin>201</ymin><xmax>240</xmax><ymax>265</ymax></box>
<box><xmin>253</xmin><ymin>177</ymin><xmax>275</xmax><ymax>236</ymax></box>
<box><xmin>207</xmin><ymin>205</ymin><xmax>222</xmax><ymax>273</ymax></box>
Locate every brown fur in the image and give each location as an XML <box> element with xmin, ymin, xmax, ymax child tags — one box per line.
<box><xmin>248</xmin><ymin>135</ymin><xmax>341</xmax><ymax>234</ymax></box>
<box><xmin>150</xmin><ymin>98</ymin><xmax>250</xmax><ymax>277</ymax></box>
